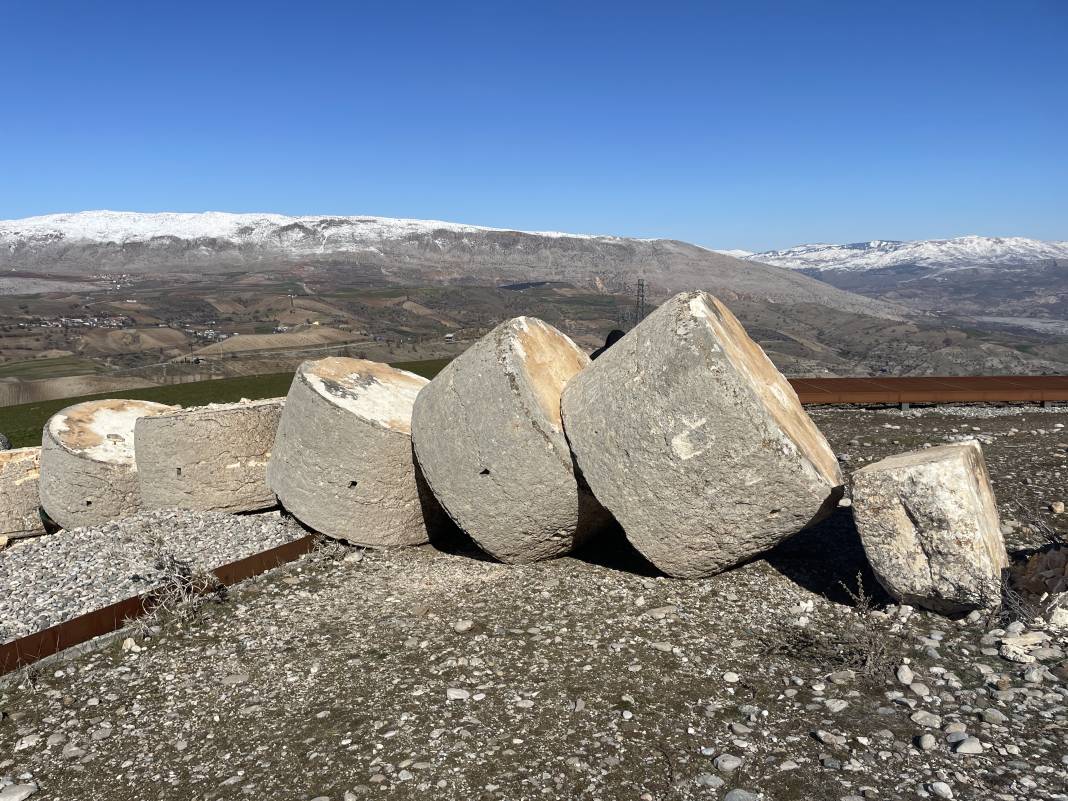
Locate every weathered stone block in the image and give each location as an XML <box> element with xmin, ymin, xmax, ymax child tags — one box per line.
<box><xmin>412</xmin><ymin>317</ymin><xmax>607</xmax><ymax>563</ymax></box>
<box><xmin>267</xmin><ymin>357</ymin><xmax>431</xmax><ymax>546</ymax></box>
<box><xmin>39</xmin><ymin>399</ymin><xmax>176</xmax><ymax>530</ymax></box>
<box><xmin>561</xmin><ymin>291</ymin><xmax>843</xmax><ymax>578</ymax></box>
<box><xmin>850</xmin><ymin>440</ymin><xmax>1008</xmax><ymax>613</ymax></box>
<box><xmin>0</xmin><ymin>447</ymin><xmax>44</xmax><ymax>540</ymax></box>
<box><xmin>135</xmin><ymin>398</ymin><xmax>283</xmax><ymax>514</ymax></box>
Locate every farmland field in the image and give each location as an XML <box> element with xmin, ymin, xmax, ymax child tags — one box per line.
<box><xmin>0</xmin><ymin>356</ymin><xmax>103</xmax><ymax>380</ymax></box>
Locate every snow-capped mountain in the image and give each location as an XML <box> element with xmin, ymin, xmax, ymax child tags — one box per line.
<box><xmin>0</xmin><ymin>210</ymin><xmax>897</xmax><ymax>319</ymax></box>
<box><xmin>740</xmin><ymin>236</ymin><xmax>1068</xmax><ymax>272</ymax></box>
<box><xmin>0</xmin><ymin>210</ymin><xmax>616</xmax><ymax>253</ymax></box>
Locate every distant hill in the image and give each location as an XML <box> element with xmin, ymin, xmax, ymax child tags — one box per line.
<box><xmin>0</xmin><ymin>211</ymin><xmax>898</xmax><ymax>320</ymax></box>
<box><xmin>737</xmin><ymin>235</ymin><xmax>1068</xmax><ymax>272</ymax></box>
<box><xmin>731</xmin><ymin>236</ymin><xmax>1068</xmax><ymax>323</ymax></box>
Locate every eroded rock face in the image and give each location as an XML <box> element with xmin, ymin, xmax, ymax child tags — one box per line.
<box><xmin>39</xmin><ymin>399</ymin><xmax>176</xmax><ymax>529</ymax></box>
<box><xmin>561</xmin><ymin>291</ymin><xmax>843</xmax><ymax>579</ymax></box>
<box><xmin>135</xmin><ymin>399</ymin><xmax>284</xmax><ymax>514</ymax></box>
<box><xmin>0</xmin><ymin>447</ymin><xmax>44</xmax><ymax>539</ymax></box>
<box><xmin>267</xmin><ymin>357</ymin><xmax>432</xmax><ymax>546</ymax></box>
<box><xmin>850</xmin><ymin>440</ymin><xmax>1008</xmax><ymax>613</ymax></box>
<box><xmin>412</xmin><ymin>316</ymin><xmax>607</xmax><ymax>563</ymax></box>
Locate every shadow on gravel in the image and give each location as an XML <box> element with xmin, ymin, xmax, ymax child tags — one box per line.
<box><xmin>765</xmin><ymin>506</ymin><xmax>891</xmax><ymax>608</ymax></box>
<box><xmin>414</xmin><ymin>455</ymin><xmax>496</xmax><ymax>562</ymax></box>
<box><xmin>571</xmin><ymin>521</ymin><xmax>665</xmax><ymax>578</ymax></box>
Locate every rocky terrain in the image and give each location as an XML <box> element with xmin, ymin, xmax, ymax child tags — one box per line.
<box><xmin>1</xmin><ymin>404</ymin><xmax>1065</xmax><ymax>801</ymax></box>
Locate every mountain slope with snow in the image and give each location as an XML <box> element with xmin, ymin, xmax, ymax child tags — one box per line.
<box><xmin>743</xmin><ymin>236</ymin><xmax>1068</xmax><ymax>272</ymax></box>
<box><xmin>0</xmin><ymin>210</ymin><xmax>612</xmax><ymax>252</ymax></box>
<box><xmin>0</xmin><ymin>210</ymin><xmax>900</xmax><ymax>320</ymax></box>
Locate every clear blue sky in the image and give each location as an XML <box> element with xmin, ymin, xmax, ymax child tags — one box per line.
<box><xmin>2</xmin><ymin>1</ymin><xmax>1065</xmax><ymax>250</ymax></box>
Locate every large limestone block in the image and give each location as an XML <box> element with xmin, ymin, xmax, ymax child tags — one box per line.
<box><xmin>267</xmin><ymin>357</ymin><xmax>431</xmax><ymax>546</ymax></box>
<box><xmin>0</xmin><ymin>447</ymin><xmax>44</xmax><ymax>539</ymax></box>
<box><xmin>39</xmin><ymin>399</ymin><xmax>176</xmax><ymax>529</ymax></box>
<box><xmin>412</xmin><ymin>316</ymin><xmax>608</xmax><ymax>563</ymax></box>
<box><xmin>135</xmin><ymin>398</ymin><xmax>284</xmax><ymax>514</ymax></box>
<box><xmin>561</xmin><ymin>291</ymin><xmax>843</xmax><ymax>579</ymax></box>
<box><xmin>850</xmin><ymin>441</ymin><xmax>1008</xmax><ymax>613</ymax></box>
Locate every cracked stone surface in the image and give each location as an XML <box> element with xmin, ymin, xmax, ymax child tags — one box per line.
<box><xmin>136</xmin><ymin>399</ymin><xmax>283</xmax><ymax>514</ymax></box>
<box><xmin>562</xmin><ymin>291</ymin><xmax>844</xmax><ymax>578</ymax></box>
<box><xmin>266</xmin><ymin>358</ymin><xmax>434</xmax><ymax>547</ymax></box>
<box><xmin>851</xmin><ymin>441</ymin><xmax>1009</xmax><ymax>614</ymax></box>
<box><xmin>412</xmin><ymin>316</ymin><xmax>609</xmax><ymax>564</ymax></box>
<box><xmin>0</xmin><ymin>448</ymin><xmax>44</xmax><ymax>540</ymax></box>
<box><xmin>38</xmin><ymin>399</ymin><xmax>176</xmax><ymax>530</ymax></box>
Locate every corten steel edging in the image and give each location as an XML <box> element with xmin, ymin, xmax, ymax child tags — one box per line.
<box><xmin>787</xmin><ymin>376</ymin><xmax>1068</xmax><ymax>405</ymax></box>
<box><xmin>0</xmin><ymin>534</ymin><xmax>314</xmax><ymax>676</ymax></box>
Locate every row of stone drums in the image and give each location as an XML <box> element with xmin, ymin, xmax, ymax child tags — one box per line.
<box><xmin>0</xmin><ymin>291</ymin><xmax>1009</xmax><ymax>613</ymax></box>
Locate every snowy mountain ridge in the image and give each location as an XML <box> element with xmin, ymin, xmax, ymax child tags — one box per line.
<box><xmin>0</xmin><ymin>210</ymin><xmax>627</xmax><ymax>252</ymax></box>
<box><xmin>734</xmin><ymin>236</ymin><xmax>1068</xmax><ymax>272</ymax></box>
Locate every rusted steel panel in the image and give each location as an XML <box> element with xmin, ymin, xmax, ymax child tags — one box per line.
<box><xmin>0</xmin><ymin>534</ymin><xmax>315</xmax><ymax>676</ymax></box>
<box><xmin>788</xmin><ymin>376</ymin><xmax>1068</xmax><ymax>404</ymax></box>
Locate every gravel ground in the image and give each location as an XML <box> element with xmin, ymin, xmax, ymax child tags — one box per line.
<box><xmin>0</xmin><ymin>510</ymin><xmax>305</xmax><ymax>642</ymax></box>
<box><xmin>0</xmin><ymin>405</ymin><xmax>1066</xmax><ymax>801</ymax></box>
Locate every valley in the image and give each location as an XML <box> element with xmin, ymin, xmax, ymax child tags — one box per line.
<box><xmin>1</xmin><ymin>215</ymin><xmax>1067</xmax><ymax>409</ymax></box>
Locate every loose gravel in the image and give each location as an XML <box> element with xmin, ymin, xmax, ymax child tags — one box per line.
<box><xmin>0</xmin><ymin>407</ymin><xmax>1065</xmax><ymax>801</ymax></box>
<box><xmin>0</xmin><ymin>510</ymin><xmax>304</xmax><ymax>643</ymax></box>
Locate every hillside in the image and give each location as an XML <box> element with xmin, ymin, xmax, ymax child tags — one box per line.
<box><xmin>737</xmin><ymin>236</ymin><xmax>1068</xmax><ymax>323</ymax></box>
<box><xmin>0</xmin><ymin>211</ymin><xmax>898</xmax><ymax>320</ymax></box>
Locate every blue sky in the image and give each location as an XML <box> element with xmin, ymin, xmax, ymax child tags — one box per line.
<box><xmin>1</xmin><ymin>1</ymin><xmax>1065</xmax><ymax>250</ymax></box>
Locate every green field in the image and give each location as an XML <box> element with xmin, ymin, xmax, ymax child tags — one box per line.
<box><xmin>0</xmin><ymin>358</ymin><xmax>450</xmax><ymax>449</ymax></box>
<box><xmin>0</xmin><ymin>356</ymin><xmax>103</xmax><ymax>380</ymax></box>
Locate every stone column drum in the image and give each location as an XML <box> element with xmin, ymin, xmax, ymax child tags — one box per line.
<box><xmin>411</xmin><ymin>316</ymin><xmax>608</xmax><ymax>563</ymax></box>
<box><xmin>266</xmin><ymin>357</ymin><xmax>431</xmax><ymax>546</ymax></box>
<box><xmin>0</xmin><ymin>447</ymin><xmax>45</xmax><ymax>540</ymax></box>
<box><xmin>135</xmin><ymin>398</ymin><xmax>284</xmax><ymax>514</ymax></box>
<box><xmin>39</xmin><ymin>399</ymin><xmax>176</xmax><ymax>530</ymax></box>
<box><xmin>561</xmin><ymin>290</ymin><xmax>844</xmax><ymax>579</ymax></box>
<box><xmin>850</xmin><ymin>440</ymin><xmax>1009</xmax><ymax>613</ymax></box>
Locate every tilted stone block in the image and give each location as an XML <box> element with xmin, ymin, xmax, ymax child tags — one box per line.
<box><xmin>850</xmin><ymin>440</ymin><xmax>1008</xmax><ymax>613</ymax></box>
<box><xmin>39</xmin><ymin>399</ymin><xmax>176</xmax><ymax>529</ymax></box>
<box><xmin>561</xmin><ymin>291</ymin><xmax>843</xmax><ymax>578</ymax></box>
<box><xmin>412</xmin><ymin>317</ymin><xmax>608</xmax><ymax>563</ymax></box>
<box><xmin>0</xmin><ymin>447</ymin><xmax>45</xmax><ymax>540</ymax></box>
<box><xmin>135</xmin><ymin>398</ymin><xmax>284</xmax><ymax>514</ymax></box>
<box><xmin>267</xmin><ymin>357</ymin><xmax>432</xmax><ymax>546</ymax></box>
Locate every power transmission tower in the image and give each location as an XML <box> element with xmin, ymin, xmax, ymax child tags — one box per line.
<box><xmin>635</xmin><ymin>278</ymin><xmax>646</xmax><ymax>323</ymax></box>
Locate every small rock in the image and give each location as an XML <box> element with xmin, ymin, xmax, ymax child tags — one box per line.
<box><xmin>929</xmin><ymin>781</ymin><xmax>954</xmax><ymax>799</ymax></box>
<box><xmin>446</xmin><ymin>688</ymin><xmax>470</xmax><ymax>701</ymax></box>
<box><xmin>714</xmin><ymin>754</ymin><xmax>743</xmax><ymax>772</ymax></box>
<box><xmin>954</xmin><ymin>737</ymin><xmax>983</xmax><ymax>755</ymax></box>
<box><xmin>910</xmin><ymin>711</ymin><xmax>942</xmax><ymax>728</ymax></box>
<box><xmin>0</xmin><ymin>785</ymin><xmax>38</xmax><ymax>801</ymax></box>
<box><xmin>980</xmin><ymin>708</ymin><xmax>1008</xmax><ymax>725</ymax></box>
<box><xmin>695</xmin><ymin>774</ymin><xmax>724</xmax><ymax>788</ymax></box>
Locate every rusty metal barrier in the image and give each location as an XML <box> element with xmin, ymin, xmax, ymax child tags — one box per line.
<box><xmin>788</xmin><ymin>375</ymin><xmax>1068</xmax><ymax>405</ymax></box>
<box><xmin>0</xmin><ymin>534</ymin><xmax>315</xmax><ymax>676</ymax></box>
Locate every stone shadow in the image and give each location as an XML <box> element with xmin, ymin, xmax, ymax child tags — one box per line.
<box><xmin>571</xmin><ymin>518</ymin><xmax>665</xmax><ymax>578</ymax></box>
<box><xmin>764</xmin><ymin>505</ymin><xmax>891</xmax><ymax>608</ymax></box>
<box><xmin>413</xmin><ymin>448</ymin><xmax>494</xmax><ymax>562</ymax></box>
